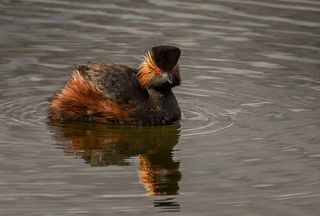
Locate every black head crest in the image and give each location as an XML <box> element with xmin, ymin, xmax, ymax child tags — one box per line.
<box><xmin>151</xmin><ymin>45</ymin><xmax>181</xmax><ymax>71</ymax></box>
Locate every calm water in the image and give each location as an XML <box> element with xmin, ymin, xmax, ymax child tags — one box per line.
<box><xmin>0</xmin><ymin>0</ymin><xmax>320</xmax><ymax>215</ymax></box>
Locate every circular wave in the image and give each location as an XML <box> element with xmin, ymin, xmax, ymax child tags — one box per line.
<box><xmin>179</xmin><ymin>98</ymin><xmax>234</xmax><ymax>138</ymax></box>
<box><xmin>0</xmin><ymin>94</ymin><xmax>234</xmax><ymax>137</ymax></box>
<box><xmin>0</xmin><ymin>96</ymin><xmax>49</xmax><ymax>128</ymax></box>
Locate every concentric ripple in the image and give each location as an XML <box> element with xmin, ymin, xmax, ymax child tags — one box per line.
<box><xmin>179</xmin><ymin>98</ymin><xmax>234</xmax><ymax>138</ymax></box>
<box><xmin>0</xmin><ymin>94</ymin><xmax>234</xmax><ymax>137</ymax></box>
<box><xmin>0</xmin><ymin>96</ymin><xmax>49</xmax><ymax>128</ymax></box>
<box><xmin>0</xmin><ymin>0</ymin><xmax>320</xmax><ymax>215</ymax></box>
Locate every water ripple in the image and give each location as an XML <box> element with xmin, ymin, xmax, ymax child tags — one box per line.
<box><xmin>0</xmin><ymin>97</ymin><xmax>48</xmax><ymax>128</ymax></box>
<box><xmin>148</xmin><ymin>0</ymin><xmax>320</xmax><ymax>27</ymax></box>
<box><xmin>0</xmin><ymin>0</ymin><xmax>319</xmax><ymax>214</ymax></box>
<box><xmin>179</xmin><ymin>98</ymin><xmax>234</xmax><ymax>138</ymax></box>
<box><xmin>0</xmin><ymin>93</ymin><xmax>235</xmax><ymax>139</ymax></box>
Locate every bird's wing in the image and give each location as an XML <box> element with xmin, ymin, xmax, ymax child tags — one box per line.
<box><xmin>75</xmin><ymin>63</ymin><xmax>148</xmax><ymax>105</ymax></box>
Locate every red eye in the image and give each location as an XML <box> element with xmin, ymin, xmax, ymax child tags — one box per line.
<box><xmin>156</xmin><ymin>68</ymin><xmax>161</xmax><ymax>74</ymax></box>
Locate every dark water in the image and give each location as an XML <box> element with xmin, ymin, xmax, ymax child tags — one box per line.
<box><xmin>0</xmin><ymin>0</ymin><xmax>320</xmax><ymax>215</ymax></box>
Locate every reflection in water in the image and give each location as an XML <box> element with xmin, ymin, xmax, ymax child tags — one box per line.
<box><xmin>49</xmin><ymin>121</ymin><xmax>181</xmax><ymax>210</ymax></box>
<box><xmin>139</xmin><ymin>148</ymin><xmax>181</xmax><ymax>196</ymax></box>
<box><xmin>153</xmin><ymin>197</ymin><xmax>180</xmax><ymax>212</ymax></box>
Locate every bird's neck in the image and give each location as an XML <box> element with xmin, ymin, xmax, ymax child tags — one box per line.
<box><xmin>139</xmin><ymin>88</ymin><xmax>180</xmax><ymax>125</ymax></box>
<box><xmin>147</xmin><ymin>88</ymin><xmax>172</xmax><ymax>109</ymax></box>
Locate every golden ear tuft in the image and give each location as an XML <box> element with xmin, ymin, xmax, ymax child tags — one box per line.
<box><xmin>137</xmin><ymin>52</ymin><xmax>157</xmax><ymax>89</ymax></box>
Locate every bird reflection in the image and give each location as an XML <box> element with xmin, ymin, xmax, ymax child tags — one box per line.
<box><xmin>49</xmin><ymin>121</ymin><xmax>181</xmax><ymax>210</ymax></box>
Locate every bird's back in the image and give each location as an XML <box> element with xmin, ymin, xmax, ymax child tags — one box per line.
<box><xmin>49</xmin><ymin>63</ymin><xmax>148</xmax><ymax>123</ymax></box>
<box><xmin>76</xmin><ymin>63</ymin><xmax>148</xmax><ymax>105</ymax></box>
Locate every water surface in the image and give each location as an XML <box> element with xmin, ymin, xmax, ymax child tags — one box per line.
<box><xmin>0</xmin><ymin>0</ymin><xmax>320</xmax><ymax>215</ymax></box>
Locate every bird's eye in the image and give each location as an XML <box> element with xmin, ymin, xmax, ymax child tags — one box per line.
<box><xmin>155</xmin><ymin>68</ymin><xmax>161</xmax><ymax>74</ymax></box>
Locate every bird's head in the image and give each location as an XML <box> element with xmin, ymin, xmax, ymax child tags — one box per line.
<box><xmin>138</xmin><ymin>45</ymin><xmax>181</xmax><ymax>91</ymax></box>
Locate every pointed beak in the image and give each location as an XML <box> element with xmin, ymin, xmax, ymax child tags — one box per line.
<box><xmin>164</xmin><ymin>72</ymin><xmax>173</xmax><ymax>84</ymax></box>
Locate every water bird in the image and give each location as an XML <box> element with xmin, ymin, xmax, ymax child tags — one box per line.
<box><xmin>49</xmin><ymin>45</ymin><xmax>182</xmax><ymax>125</ymax></box>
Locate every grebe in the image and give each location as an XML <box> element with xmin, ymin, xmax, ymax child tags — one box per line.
<box><xmin>49</xmin><ymin>45</ymin><xmax>182</xmax><ymax>125</ymax></box>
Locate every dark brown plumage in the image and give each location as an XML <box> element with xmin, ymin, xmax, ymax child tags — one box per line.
<box><xmin>49</xmin><ymin>45</ymin><xmax>182</xmax><ymax>125</ymax></box>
